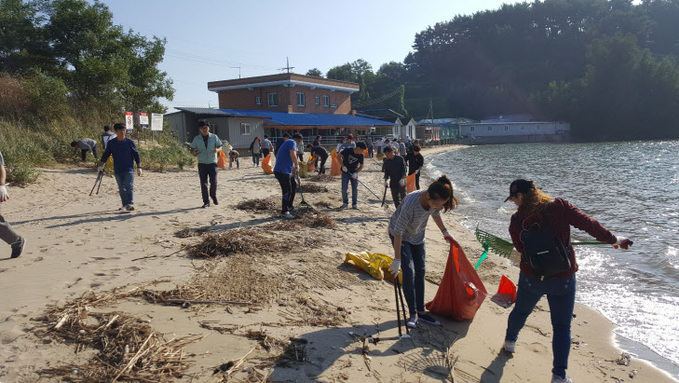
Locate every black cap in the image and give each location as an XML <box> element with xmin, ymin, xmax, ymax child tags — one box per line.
<box><xmin>504</xmin><ymin>179</ymin><xmax>535</xmax><ymax>202</ymax></box>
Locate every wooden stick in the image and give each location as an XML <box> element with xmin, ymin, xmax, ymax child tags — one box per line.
<box><xmin>112</xmin><ymin>332</ymin><xmax>154</xmax><ymax>382</ymax></box>
<box><xmin>227</xmin><ymin>347</ymin><xmax>256</xmax><ymax>375</ymax></box>
<box><xmin>165</xmin><ymin>299</ymin><xmax>251</xmax><ymax>306</ymax></box>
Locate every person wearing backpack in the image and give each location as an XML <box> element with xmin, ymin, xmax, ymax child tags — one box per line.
<box><xmin>502</xmin><ymin>179</ymin><xmax>633</xmax><ymax>383</ymax></box>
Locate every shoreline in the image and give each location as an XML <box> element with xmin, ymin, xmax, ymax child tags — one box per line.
<box><xmin>0</xmin><ymin>144</ymin><xmax>675</xmax><ymax>382</ymax></box>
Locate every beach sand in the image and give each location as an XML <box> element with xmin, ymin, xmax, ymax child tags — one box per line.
<box><xmin>0</xmin><ymin>145</ymin><xmax>675</xmax><ymax>382</ymax></box>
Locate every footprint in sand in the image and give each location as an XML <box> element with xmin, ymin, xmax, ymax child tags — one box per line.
<box><xmin>33</xmin><ymin>256</ymin><xmax>44</xmax><ymax>262</ymax></box>
<box><xmin>529</xmin><ymin>342</ymin><xmax>549</xmax><ymax>354</ymax></box>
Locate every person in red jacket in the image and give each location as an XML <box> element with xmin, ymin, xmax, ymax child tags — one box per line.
<box><xmin>502</xmin><ymin>179</ymin><xmax>632</xmax><ymax>383</ymax></box>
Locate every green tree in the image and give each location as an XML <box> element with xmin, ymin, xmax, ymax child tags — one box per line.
<box><xmin>306</xmin><ymin>68</ymin><xmax>323</xmax><ymax>77</ymax></box>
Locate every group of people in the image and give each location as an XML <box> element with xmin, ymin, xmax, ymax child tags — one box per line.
<box><xmin>385</xmin><ymin>175</ymin><xmax>633</xmax><ymax>383</ymax></box>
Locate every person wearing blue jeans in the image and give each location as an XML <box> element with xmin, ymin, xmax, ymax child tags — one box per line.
<box><xmin>273</xmin><ymin>133</ymin><xmax>302</xmax><ymax>219</ymax></box>
<box><xmin>387</xmin><ymin>175</ymin><xmax>460</xmax><ymax>328</ymax></box>
<box><xmin>98</xmin><ymin>123</ymin><xmax>141</xmax><ymax>211</ymax></box>
<box><xmin>502</xmin><ymin>179</ymin><xmax>633</xmax><ymax>383</ymax></box>
<box><xmin>338</xmin><ymin>141</ymin><xmax>366</xmax><ymax>209</ymax></box>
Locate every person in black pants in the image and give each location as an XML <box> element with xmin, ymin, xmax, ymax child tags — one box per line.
<box><xmin>406</xmin><ymin>144</ymin><xmax>424</xmax><ymax>190</ymax></box>
<box><xmin>189</xmin><ymin>120</ymin><xmax>222</xmax><ymax>208</ymax></box>
<box><xmin>382</xmin><ymin>146</ymin><xmax>407</xmax><ymax>207</ymax></box>
<box><xmin>306</xmin><ymin>144</ymin><xmax>328</xmax><ymax>174</ymax></box>
<box><xmin>273</xmin><ymin>134</ymin><xmax>303</xmax><ymax>219</ymax></box>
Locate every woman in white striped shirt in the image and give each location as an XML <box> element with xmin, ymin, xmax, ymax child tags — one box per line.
<box><xmin>388</xmin><ymin>175</ymin><xmax>459</xmax><ymax>328</ymax></box>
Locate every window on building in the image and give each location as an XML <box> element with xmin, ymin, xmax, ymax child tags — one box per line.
<box><xmin>323</xmin><ymin>95</ymin><xmax>330</xmax><ymax>107</ymax></box>
<box><xmin>255</xmin><ymin>96</ymin><xmax>262</xmax><ymax>105</ymax></box>
<box><xmin>297</xmin><ymin>92</ymin><xmax>305</xmax><ymax>106</ymax></box>
<box><xmin>267</xmin><ymin>93</ymin><xmax>278</xmax><ymax>106</ymax></box>
<box><xmin>488</xmin><ymin>126</ymin><xmax>492</xmax><ymax>131</ymax></box>
<box><xmin>240</xmin><ymin>122</ymin><xmax>251</xmax><ymax>135</ymax></box>
<box><xmin>470</xmin><ymin>126</ymin><xmax>475</xmax><ymax>132</ymax></box>
<box><xmin>504</xmin><ymin>125</ymin><xmax>509</xmax><ymax>131</ymax></box>
<box><xmin>315</xmin><ymin>96</ymin><xmax>320</xmax><ymax>105</ymax></box>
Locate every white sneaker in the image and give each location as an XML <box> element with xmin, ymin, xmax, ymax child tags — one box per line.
<box><xmin>281</xmin><ymin>212</ymin><xmax>294</xmax><ymax>220</ymax></box>
<box><xmin>126</xmin><ymin>204</ymin><xmax>135</xmax><ymax>211</ymax></box>
<box><xmin>503</xmin><ymin>340</ymin><xmax>516</xmax><ymax>353</ymax></box>
<box><xmin>551</xmin><ymin>374</ymin><xmax>573</xmax><ymax>383</ymax></box>
<box><xmin>289</xmin><ymin>207</ymin><xmax>299</xmax><ymax>213</ymax></box>
<box><xmin>406</xmin><ymin>316</ymin><xmax>418</xmax><ymax>328</ymax></box>
<box><xmin>351</xmin><ymin>204</ymin><xmax>358</xmax><ymax>210</ymax></box>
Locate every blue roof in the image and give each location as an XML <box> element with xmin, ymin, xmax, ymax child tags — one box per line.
<box><xmin>174</xmin><ymin>107</ymin><xmax>396</xmax><ymax>127</ymax></box>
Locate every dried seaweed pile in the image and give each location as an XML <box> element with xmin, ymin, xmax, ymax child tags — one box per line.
<box><xmin>298</xmin><ymin>183</ymin><xmax>329</xmax><ymax>193</ymax></box>
<box><xmin>264</xmin><ymin>211</ymin><xmax>335</xmax><ymax>230</ymax></box>
<box><xmin>184</xmin><ymin>227</ymin><xmax>322</xmax><ymax>258</ymax></box>
<box><xmin>235</xmin><ymin>197</ymin><xmax>279</xmax><ymax>214</ymax></box>
<box><xmin>280</xmin><ymin>295</ymin><xmax>349</xmax><ymax>327</ymax></box>
<box><xmin>306</xmin><ymin>174</ymin><xmax>335</xmax><ymax>183</ymax></box>
<box><xmin>140</xmin><ymin>255</ymin><xmax>285</xmax><ymax>305</ymax></box>
<box><xmin>175</xmin><ymin>227</ymin><xmax>209</xmax><ymax>238</ymax></box>
<box><xmin>36</xmin><ymin>290</ymin><xmax>202</xmax><ymax>382</ymax></box>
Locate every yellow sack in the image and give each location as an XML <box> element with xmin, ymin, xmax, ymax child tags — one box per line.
<box><xmin>104</xmin><ymin>156</ymin><xmax>114</xmax><ymax>173</ymax></box>
<box><xmin>298</xmin><ymin>162</ymin><xmax>308</xmax><ymax>178</ymax></box>
<box><xmin>376</xmin><ymin>153</ymin><xmax>384</xmax><ymax>161</ymax></box>
<box><xmin>307</xmin><ymin>154</ymin><xmax>316</xmax><ymax>172</ymax></box>
<box><xmin>344</xmin><ymin>251</ymin><xmax>401</xmax><ymax>282</ymax></box>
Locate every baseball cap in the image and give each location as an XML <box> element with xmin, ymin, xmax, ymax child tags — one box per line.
<box><xmin>504</xmin><ymin>179</ymin><xmax>535</xmax><ymax>202</ymax></box>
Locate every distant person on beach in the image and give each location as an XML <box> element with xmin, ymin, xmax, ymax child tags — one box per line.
<box><xmin>306</xmin><ymin>144</ymin><xmax>328</xmax><ymax>175</ymax></box>
<box><xmin>388</xmin><ymin>175</ymin><xmax>459</xmax><ymax>328</ymax></box>
<box><xmin>189</xmin><ymin>120</ymin><xmax>222</xmax><ymax>208</ymax></box>
<box><xmin>339</xmin><ymin>134</ymin><xmax>356</xmax><ymax>151</ymax></box>
<box><xmin>312</xmin><ymin>135</ymin><xmax>321</xmax><ymax>168</ymax></box>
<box><xmin>366</xmin><ymin>136</ymin><xmax>374</xmax><ymax>158</ymax></box>
<box><xmin>274</xmin><ymin>133</ymin><xmax>289</xmax><ymax>157</ymax></box>
<box><xmin>338</xmin><ymin>141</ymin><xmax>366</xmax><ymax>209</ymax></box>
<box><xmin>261</xmin><ymin>135</ymin><xmax>272</xmax><ymax>158</ymax></box>
<box><xmin>101</xmin><ymin>125</ymin><xmax>116</xmax><ymax>149</ymax></box>
<box><xmin>229</xmin><ymin>149</ymin><xmax>240</xmax><ymax>169</ymax></box>
<box><xmin>382</xmin><ymin>146</ymin><xmax>407</xmax><ymax>207</ymax></box>
<box><xmin>502</xmin><ymin>179</ymin><xmax>633</xmax><ymax>383</ymax></box>
<box><xmin>0</xmin><ymin>151</ymin><xmax>25</xmax><ymax>259</ymax></box>
<box><xmin>98</xmin><ymin>123</ymin><xmax>142</xmax><ymax>211</ymax></box>
<box><xmin>273</xmin><ymin>133</ymin><xmax>303</xmax><ymax>219</ymax></box>
<box><xmin>406</xmin><ymin>145</ymin><xmax>424</xmax><ymax>190</ymax></box>
<box><xmin>71</xmin><ymin>138</ymin><xmax>98</xmax><ymax>161</ymax></box>
<box><xmin>249</xmin><ymin>137</ymin><xmax>261</xmax><ymax>167</ymax></box>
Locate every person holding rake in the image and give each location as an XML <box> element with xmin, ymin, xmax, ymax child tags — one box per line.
<box><xmin>387</xmin><ymin>175</ymin><xmax>459</xmax><ymax>328</ymax></box>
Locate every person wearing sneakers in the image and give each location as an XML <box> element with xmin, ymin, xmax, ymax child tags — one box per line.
<box><xmin>273</xmin><ymin>133</ymin><xmax>303</xmax><ymax>219</ymax></box>
<box><xmin>0</xmin><ymin>151</ymin><xmax>25</xmax><ymax>259</ymax></box>
<box><xmin>98</xmin><ymin>123</ymin><xmax>141</xmax><ymax>211</ymax></box>
<box><xmin>189</xmin><ymin>120</ymin><xmax>222</xmax><ymax>208</ymax></box>
<box><xmin>388</xmin><ymin>175</ymin><xmax>459</xmax><ymax>328</ymax></box>
<box><xmin>338</xmin><ymin>141</ymin><xmax>366</xmax><ymax>209</ymax></box>
<box><xmin>381</xmin><ymin>146</ymin><xmax>407</xmax><ymax>208</ymax></box>
<box><xmin>502</xmin><ymin>179</ymin><xmax>633</xmax><ymax>383</ymax></box>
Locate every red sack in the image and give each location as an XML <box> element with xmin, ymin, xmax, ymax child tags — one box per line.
<box><xmin>425</xmin><ymin>242</ymin><xmax>488</xmax><ymax>321</ymax></box>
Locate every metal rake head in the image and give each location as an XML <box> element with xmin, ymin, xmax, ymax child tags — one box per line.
<box><xmin>474</xmin><ymin>226</ymin><xmax>514</xmax><ymax>258</ymax></box>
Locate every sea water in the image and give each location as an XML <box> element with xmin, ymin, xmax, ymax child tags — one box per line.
<box><xmin>427</xmin><ymin>140</ymin><xmax>679</xmax><ymax>379</ymax></box>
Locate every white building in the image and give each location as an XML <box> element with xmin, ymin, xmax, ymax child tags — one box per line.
<box><xmin>459</xmin><ymin>121</ymin><xmax>570</xmax><ymax>137</ymax></box>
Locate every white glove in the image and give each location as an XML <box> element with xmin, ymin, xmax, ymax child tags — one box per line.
<box><xmin>442</xmin><ymin>230</ymin><xmax>457</xmax><ymax>245</ymax></box>
<box><xmin>342</xmin><ymin>166</ymin><xmax>348</xmax><ymax>173</ymax></box>
<box><xmin>137</xmin><ymin>168</ymin><xmax>143</xmax><ymax>176</ymax></box>
<box><xmin>0</xmin><ymin>185</ymin><xmax>9</xmax><ymax>202</ymax></box>
<box><xmin>351</xmin><ymin>172</ymin><xmax>358</xmax><ymax>179</ymax></box>
<box><xmin>384</xmin><ymin>180</ymin><xmax>389</xmax><ymax>188</ymax></box>
<box><xmin>389</xmin><ymin>259</ymin><xmax>401</xmax><ymax>278</ymax></box>
<box><xmin>415</xmin><ymin>169</ymin><xmax>420</xmax><ymax>174</ymax></box>
<box><xmin>399</xmin><ymin>178</ymin><xmax>406</xmax><ymax>187</ymax></box>
<box><xmin>97</xmin><ymin>165</ymin><xmax>104</xmax><ymax>172</ymax></box>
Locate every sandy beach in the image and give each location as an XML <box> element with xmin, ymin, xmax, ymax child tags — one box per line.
<box><xmin>0</xmin><ymin>144</ymin><xmax>675</xmax><ymax>382</ymax></box>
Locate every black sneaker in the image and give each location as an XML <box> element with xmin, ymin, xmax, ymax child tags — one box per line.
<box><xmin>212</xmin><ymin>198</ymin><xmax>219</xmax><ymax>206</ymax></box>
<box><xmin>11</xmin><ymin>237</ymin><xmax>25</xmax><ymax>259</ymax></box>
<box><xmin>202</xmin><ymin>202</ymin><xmax>210</xmax><ymax>208</ymax></box>
<box><xmin>418</xmin><ymin>313</ymin><xmax>441</xmax><ymax>326</ymax></box>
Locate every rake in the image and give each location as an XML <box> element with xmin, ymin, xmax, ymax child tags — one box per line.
<box><xmin>474</xmin><ymin>225</ymin><xmax>608</xmax><ymax>268</ymax></box>
<box><xmin>295</xmin><ymin>173</ymin><xmax>311</xmax><ymax>207</ymax></box>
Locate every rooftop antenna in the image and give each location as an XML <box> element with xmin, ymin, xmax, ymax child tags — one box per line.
<box><xmin>279</xmin><ymin>57</ymin><xmax>295</xmax><ymax>74</ymax></box>
<box><xmin>230</xmin><ymin>66</ymin><xmax>241</xmax><ymax>79</ymax></box>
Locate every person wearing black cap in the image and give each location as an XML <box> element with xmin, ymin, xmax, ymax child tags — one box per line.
<box><xmin>502</xmin><ymin>179</ymin><xmax>633</xmax><ymax>383</ymax></box>
<box><xmin>338</xmin><ymin>141</ymin><xmax>366</xmax><ymax>209</ymax></box>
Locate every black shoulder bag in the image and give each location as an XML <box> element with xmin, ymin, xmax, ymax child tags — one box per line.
<box><xmin>519</xmin><ymin>205</ymin><xmax>572</xmax><ymax>279</ymax></box>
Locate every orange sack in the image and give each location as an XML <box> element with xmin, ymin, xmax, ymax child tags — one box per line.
<box><xmin>425</xmin><ymin>242</ymin><xmax>488</xmax><ymax>321</ymax></box>
<box><xmin>261</xmin><ymin>153</ymin><xmax>273</xmax><ymax>174</ymax></box>
<box><xmin>330</xmin><ymin>150</ymin><xmax>341</xmax><ymax>176</ymax></box>
<box><xmin>406</xmin><ymin>173</ymin><xmax>417</xmax><ymax>193</ymax></box>
<box><xmin>217</xmin><ymin>150</ymin><xmax>227</xmax><ymax>169</ymax></box>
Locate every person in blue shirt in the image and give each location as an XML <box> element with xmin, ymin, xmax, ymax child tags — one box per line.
<box><xmin>273</xmin><ymin>133</ymin><xmax>303</xmax><ymax>219</ymax></box>
<box><xmin>189</xmin><ymin>120</ymin><xmax>222</xmax><ymax>208</ymax></box>
<box><xmin>98</xmin><ymin>123</ymin><xmax>142</xmax><ymax>211</ymax></box>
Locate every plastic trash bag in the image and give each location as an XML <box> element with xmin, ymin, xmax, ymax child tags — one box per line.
<box><xmin>426</xmin><ymin>242</ymin><xmax>488</xmax><ymax>321</ymax></box>
<box><xmin>406</xmin><ymin>173</ymin><xmax>417</xmax><ymax>193</ymax></box>
<box><xmin>330</xmin><ymin>150</ymin><xmax>341</xmax><ymax>176</ymax></box>
<box><xmin>261</xmin><ymin>153</ymin><xmax>273</xmax><ymax>174</ymax></box>
<box><xmin>217</xmin><ymin>150</ymin><xmax>227</xmax><ymax>169</ymax></box>
<box><xmin>344</xmin><ymin>251</ymin><xmax>401</xmax><ymax>283</ymax></box>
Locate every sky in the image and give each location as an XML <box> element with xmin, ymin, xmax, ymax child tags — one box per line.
<box><xmin>101</xmin><ymin>0</ymin><xmax>529</xmax><ymax>113</ymax></box>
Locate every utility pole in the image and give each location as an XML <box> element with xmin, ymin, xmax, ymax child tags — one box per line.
<box><xmin>279</xmin><ymin>57</ymin><xmax>295</xmax><ymax>74</ymax></box>
<box><xmin>425</xmin><ymin>100</ymin><xmax>434</xmax><ymax>123</ymax></box>
<box><xmin>230</xmin><ymin>66</ymin><xmax>241</xmax><ymax>79</ymax></box>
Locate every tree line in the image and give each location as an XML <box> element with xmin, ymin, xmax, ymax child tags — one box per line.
<box><xmin>317</xmin><ymin>0</ymin><xmax>679</xmax><ymax>140</ymax></box>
